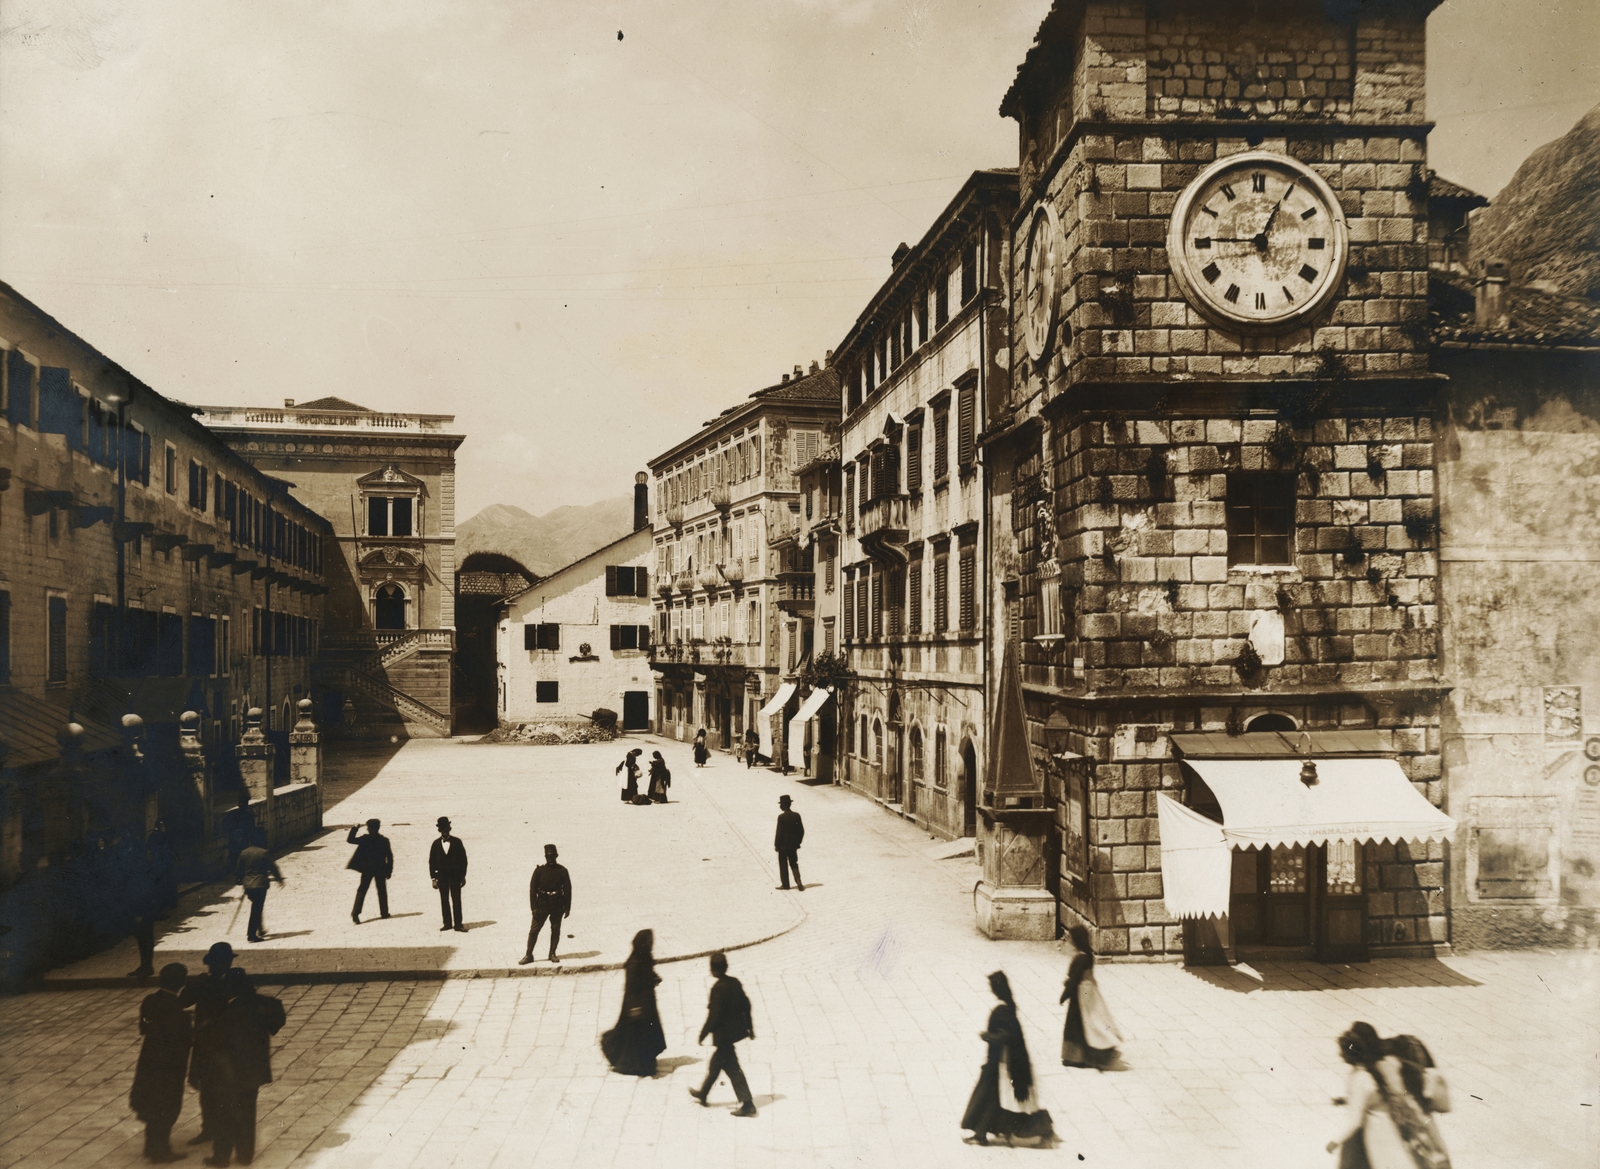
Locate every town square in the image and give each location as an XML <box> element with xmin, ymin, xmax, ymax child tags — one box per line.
<box><xmin>1</xmin><ymin>0</ymin><xmax>1597</xmax><ymax>1166</ymax></box>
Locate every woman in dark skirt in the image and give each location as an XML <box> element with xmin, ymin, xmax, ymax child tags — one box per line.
<box><xmin>1061</xmin><ymin>924</ymin><xmax>1122</xmax><ymax>1070</ymax></box>
<box><xmin>616</xmin><ymin>749</ymin><xmax>643</xmax><ymax>803</ymax></box>
<box><xmin>693</xmin><ymin>727</ymin><xmax>710</xmax><ymax>767</ymax></box>
<box><xmin>647</xmin><ymin>752</ymin><xmax>671</xmax><ymax>803</ymax></box>
<box><xmin>601</xmin><ymin>930</ymin><xmax>667</xmax><ymax>1076</ymax></box>
<box><xmin>962</xmin><ymin>971</ymin><xmax>1054</xmax><ymax>1146</ymax></box>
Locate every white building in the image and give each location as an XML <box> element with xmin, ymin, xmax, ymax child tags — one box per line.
<box><xmin>497</xmin><ymin>526</ymin><xmax>654</xmax><ymax>729</ymax></box>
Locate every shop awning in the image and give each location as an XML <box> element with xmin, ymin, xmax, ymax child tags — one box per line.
<box><xmin>787</xmin><ymin>688</ymin><xmax>832</xmax><ymax>770</ymax></box>
<box><xmin>1184</xmin><ymin>757</ymin><xmax>1456</xmax><ymax>849</ymax></box>
<box><xmin>757</xmin><ymin>682</ymin><xmax>796</xmax><ymax>759</ymax></box>
<box><xmin>1156</xmin><ymin>794</ymin><xmax>1232</xmax><ymax>919</ymax></box>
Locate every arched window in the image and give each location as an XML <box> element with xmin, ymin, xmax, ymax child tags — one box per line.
<box><xmin>1246</xmin><ymin>712</ymin><xmax>1298</xmax><ymax>733</ymax></box>
<box><xmin>374</xmin><ymin>583</ymin><xmax>407</xmax><ymax>630</ymax></box>
<box><xmin>961</xmin><ymin>739</ymin><xmax>978</xmax><ymax>799</ymax></box>
<box><xmin>908</xmin><ymin>726</ymin><xmax>924</xmax><ymax>784</ymax></box>
<box><xmin>873</xmin><ymin>718</ymin><xmax>883</xmax><ymax>767</ymax></box>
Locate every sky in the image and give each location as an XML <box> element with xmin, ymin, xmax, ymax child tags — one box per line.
<box><xmin>3</xmin><ymin>0</ymin><xmax>1596</xmax><ymax>522</ymax></box>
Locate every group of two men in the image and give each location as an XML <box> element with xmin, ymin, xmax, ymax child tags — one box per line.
<box><xmin>129</xmin><ymin>942</ymin><xmax>285</xmax><ymax>1166</ymax></box>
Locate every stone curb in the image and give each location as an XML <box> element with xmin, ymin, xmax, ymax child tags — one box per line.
<box><xmin>29</xmin><ymin>906</ymin><xmax>808</xmax><ymax>991</ymax></box>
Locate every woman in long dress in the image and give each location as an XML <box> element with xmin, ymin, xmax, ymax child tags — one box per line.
<box><xmin>693</xmin><ymin>728</ymin><xmax>710</xmax><ymax>767</ymax></box>
<box><xmin>1061</xmin><ymin>924</ymin><xmax>1122</xmax><ymax>1070</ymax></box>
<box><xmin>616</xmin><ymin>749</ymin><xmax>642</xmax><ymax>803</ymax></box>
<box><xmin>1328</xmin><ymin>1022</ymin><xmax>1452</xmax><ymax>1169</ymax></box>
<box><xmin>647</xmin><ymin>752</ymin><xmax>671</xmax><ymax>803</ymax></box>
<box><xmin>601</xmin><ymin>930</ymin><xmax>668</xmax><ymax>1077</ymax></box>
<box><xmin>961</xmin><ymin>971</ymin><xmax>1054</xmax><ymax>1146</ymax></box>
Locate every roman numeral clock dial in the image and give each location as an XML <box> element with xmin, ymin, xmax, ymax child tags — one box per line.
<box><xmin>1166</xmin><ymin>150</ymin><xmax>1348</xmax><ymax>332</ymax></box>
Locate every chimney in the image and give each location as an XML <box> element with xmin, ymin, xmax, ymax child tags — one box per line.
<box><xmin>781</xmin><ymin>373</ymin><xmax>790</xmax><ymax>384</ymax></box>
<box><xmin>824</xmin><ymin>349</ymin><xmax>833</xmax><ymax>366</ymax></box>
<box><xmin>891</xmin><ymin>242</ymin><xmax>910</xmax><ymax>268</ymax></box>
<box><xmin>809</xmin><ymin>360</ymin><xmax>819</xmax><ymax>374</ymax></box>
<box><xmin>634</xmin><ymin>472</ymin><xmax>649</xmax><ymax>531</ymax></box>
<box><xmin>284</xmin><ymin>399</ymin><xmax>295</xmax><ymax>407</ymax></box>
<box><xmin>1475</xmin><ymin>258</ymin><xmax>1509</xmax><ymax>330</ymax></box>
<box><xmin>793</xmin><ymin>364</ymin><xmax>803</xmax><ymax>377</ymax></box>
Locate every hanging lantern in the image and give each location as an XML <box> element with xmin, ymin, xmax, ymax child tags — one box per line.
<box><xmin>1300</xmin><ymin>759</ymin><xmax>1319</xmax><ymax>787</ymax></box>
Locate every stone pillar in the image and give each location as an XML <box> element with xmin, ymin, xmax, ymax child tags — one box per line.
<box><xmin>179</xmin><ymin>711</ymin><xmax>212</xmax><ymax>858</ymax></box>
<box><xmin>974</xmin><ymin>808</ymin><xmax>1057</xmax><ymax>940</ymax></box>
<box><xmin>289</xmin><ymin>698</ymin><xmax>323</xmax><ymax>827</ymax></box>
<box><xmin>235</xmin><ymin>707</ymin><xmax>276</xmax><ymax>844</ymax></box>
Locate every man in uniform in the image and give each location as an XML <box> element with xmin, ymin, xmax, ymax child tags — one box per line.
<box><xmin>518</xmin><ymin>843</ymin><xmax>572</xmax><ymax>965</ymax></box>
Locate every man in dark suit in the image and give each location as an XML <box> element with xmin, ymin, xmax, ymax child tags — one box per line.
<box><xmin>180</xmin><ymin>943</ymin><xmax>237</xmax><ymax>1148</ymax></box>
<box><xmin>204</xmin><ymin>968</ymin><xmax>285</xmax><ymax>1167</ymax></box>
<box><xmin>347</xmin><ymin>819</ymin><xmax>394</xmax><ymax>923</ymax></box>
<box><xmin>129</xmin><ymin>962</ymin><xmax>191</xmax><ymax>1163</ymax></box>
<box><xmin>775</xmin><ymin>794</ymin><xmax>805</xmax><ymax>891</ymax></box>
<box><xmin>235</xmin><ymin>830</ymin><xmax>284</xmax><ymax>943</ymax></box>
<box><xmin>688</xmin><ymin>951</ymin><xmax>757</xmax><ymax>1117</ymax></box>
<box><xmin>428</xmin><ymin>816</ymin><xmax>468</xmax><ymax>932</ymax></box>
<box><xmin>518</xmin><ymin>844</ymin><xmax>572</xmax><ymax>965</ymax></box>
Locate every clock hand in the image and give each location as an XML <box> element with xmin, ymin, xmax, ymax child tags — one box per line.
<box><xmin>1254</xmin><ymin>195</ymin><xmax>1289</xmax><ymax>251</ymax></box>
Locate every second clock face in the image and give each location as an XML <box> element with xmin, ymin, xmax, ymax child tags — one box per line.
<box><xmin>1167</xmin><ymin>150</ymin><xmax>1348</xmax><ymax>331</ymax></box>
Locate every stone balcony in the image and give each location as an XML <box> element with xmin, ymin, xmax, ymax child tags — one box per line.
<box><xmin>673</xmin><ymin>569</ymin><xmax>696</xmax><ymax>594</ymax></box>
<box><xmin>774</xmin><ymin>571</ymin><xmax>815</xmax><ymax>617</ymax></box>
<box><xmin>710</xmin><ymin>483</ymin><xmax>731</xmax><ymax>511</ymax></box>
<box><xmin>860</xmin><ymin>494</ymin><xmax>910</xmax><ymax>549</ymax></box>
<box><xmin>665</xmin><ymin>502</ymin><xmax>684</xmax><ymax>528</ymax></box>
<box><xmin>719</xmin><ymin>561</ymin><xmax>745</xmax><ymax>586</ymax></box>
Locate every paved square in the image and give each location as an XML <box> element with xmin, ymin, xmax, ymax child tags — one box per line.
<box><xmin>4</xmin><ymin>736</ymin><xmax>1598</xmax><ymax>1169</ymax></box>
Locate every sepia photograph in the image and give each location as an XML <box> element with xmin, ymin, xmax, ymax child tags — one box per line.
<box><xmin>0</xmin><ymin>1</ymin><xmax>1596</xmax><ymax>1165</ymax></box>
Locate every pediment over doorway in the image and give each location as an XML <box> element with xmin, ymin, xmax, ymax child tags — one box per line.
<box><xmin>356</xmin><ymin>464</ymin><xmax>428</xmax><ymax>493</ymax></box>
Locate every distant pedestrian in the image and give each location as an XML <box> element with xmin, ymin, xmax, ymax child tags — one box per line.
<box><xmin>180</xmin><ymin>943</ymin><xmax>237</xmax><ymax>1149</ymax></box>
<box><xmin>148</xmin><ymin>820</ymin><xmax>178</xmax><ymax>914</ymax></box>
<box><xmin>129</xmin><ymin>962</ymin><xmax>191</xmax><ymax>1163</ymax></box>
<box><xmin>1328</xmin><ymin>1022</ymin><xmax>1452</xmax><ymax>1169</ymax></box>
<box><xmin>518</xmin><ymin>844</ymin><xmax>572</xmax><ymax>964</ymax></box>
<box><xmin>774</xmin><ymin>795</ymin><xmax>805</xmax><ymax>891</ymax></box>
<box><xmin>693</xmin><ymin>728</ymin><xmax>710</xmax><ymax>767</ymax></box>
<box><xmin>616</xmin><ymin>748</ymin><xmax>643</xmax><ymax>802</ymax></box>
<box><xmin>1060</xmin><ymin>924</ymin><xmax>1121</xmax><ymax>1070</ymax></box>
<box><xmin>688</xmin><ymin>951</ymin><xmax>757</xmax><ymax>1117</ymax></box>
<box><xmin>235</xmin><ymin>830</ymin><xmax>284</xmax><ymax>944</ymax></box>
<box><xmin>601</xmin><ymin>929</ymin><xmax>667</xmax><ymax>1077</ymax></box>
<box><xmin>347</xmin><ymin>819</ymin><xmax>394</xmax><ymax>923</ymax></box>
<box><xmin>429</xmin><ymin>817</ymin><xmax>468</xmax><ymax>932</ymax></box>
<box><xmin>743</xmin><ymin>728</ymin><xmax>758</xmax><ymax>769</ymax></box>
<box><xmin>962</xmin><ymin>971</ymin><xmax>1054</xmax><ymax>1146</ymax></box>
<box><xmin>125</xmin><ymin>830</ymin><xmax>163</xmax><ymax>980</ymax></box>
<box><xmin>204</xmin><ymin>968</ymin><xmax>286</xmax><ymax>1168</ymax></box>
<box><xmin>647</xmin><ymin>751</ymin><xmax>671</xmax><ymax>802</ymax></box>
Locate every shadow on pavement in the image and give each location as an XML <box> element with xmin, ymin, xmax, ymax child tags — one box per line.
<box><xmin>1185</xmin><ymin>958</ymin><xmax>1484</xmax><ymax>994</ymax></box>
<box><xmin>320</xmin><ymin>739</ymin><xmax>409</xmax><ymax>807</ymax></box>
<box><xmin>653</xmin><ymin>1055</ymin><xmax>702</xmax><ymax>1076</ymax></box>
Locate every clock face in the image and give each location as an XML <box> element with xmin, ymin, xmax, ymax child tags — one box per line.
<box><xmin>1167</xmin><ymin>150</ymin><xmax>1348</xmax><ymax>331</ymax></box>
<box><xmin>1023</xmin><ymin>203</ymin><xmax>1060</xmax><ymax>362</ymax></box>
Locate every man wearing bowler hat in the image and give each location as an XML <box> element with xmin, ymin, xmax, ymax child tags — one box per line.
<box><xmin>179</xmin><ymin>942</ymin><xmax>239</xmax><ymax>1148</ymax></box>
<box><xmin>774</xmin><ymin>795</ymin><xmax>805</xmax><ymax>891</ymax></box>
<box><xmin>429</xmin><ymin>817</ymin><xmax>469</xmax><ymax>932</ymax></box>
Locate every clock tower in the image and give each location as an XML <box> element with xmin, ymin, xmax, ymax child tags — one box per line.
<box><xmin>988</xmin><ymin>0</ymin><xmax>1450</xmax><ymax>964</ymax></box>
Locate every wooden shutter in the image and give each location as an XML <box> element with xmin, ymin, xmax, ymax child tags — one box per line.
<box><xmin>909</xmin><ymin>561</ymin><xmax>923</xmax><ymax>633</ymax></box>
<box><xmin>958</xmin><ymin>386</ymin><xmax>976</xmax><ymax>468</ymax></box>
<box><xmin>906</xmin><ymin>426</ymin><xmax>922</xmax><ymax>493</ymax></box>
<box><xmin>933</xmin><ymin>410</ymin><xmax>948</xmax><ymax>479</ymax></box>
<box><xmin>636</xmin><ymin>569</ymin><xmax>649</xmax><ymax>597</ymax></box>
<box><xmin>638</xmin><ymin>624</ymin><xmax>651</xmax><ymax>648</ymax></box>
<box><xmin>605</xmin><ymin>565</ymin><xmax>618</xmax><ymax>596</ymax></box>
<box><xmin>524</xmin><ymin>624</ymin><xmax>538</xmax><ymax>650</ymax></box>
<box><xmin>610</xmin><ymin>624</ymin><xmax>622</xmax><ymax>650</ymax></box>
<box><xmin>959</xmin><ymin>543</ymin><xmax>976</xmax><ymax>629</ymax></box>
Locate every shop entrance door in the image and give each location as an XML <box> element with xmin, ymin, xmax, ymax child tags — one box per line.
<box><xmin>1316</xmin><ymin>840</ymin><xmax>1368</xmax><ymax>962</ymax></box>
<box><xmin>1231</xmin><ymin>842</ymin><xmax>1369</xmax><ymax>961</ymax></box>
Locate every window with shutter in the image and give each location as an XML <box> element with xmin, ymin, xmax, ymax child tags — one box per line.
<box><xmin>605</xmin><ymin>566</ymin><xmax>619</xmax><ymax>596</ymax></box>
<box><xmin>638</xmin><ymin>624</ymin><xmax>651</xmax><ymax>648</ymax></box>
<box><xmin>536</xmin><ymin>623</ymin><xmax>561</xmax><ymax>651</ymax></box>
<box><xmin>524</xmin><ymin>624</ymin><xmax>538</xmax><ymax>651</ymax></box>
<box><xmin>844</xmin><ymin>468</ymin><xmax>855</xmax><ymax>532</ymax></box>
<box><xmin>960</xmin><ymin>240</ymin><xmax>977</xmax><ymax>303</ymax></box>
<box><xmin>933</xmin><ymin>409</ymin><xmax>949</xmax><ymax>481</ymax></box>
<box><xmin>887</xmin><ymin>568</ymin><xmax>903</xmax><ymax>637</ymax></box>
<box><xmin>47</xmin><ymin>595</ymin><xmax>68</xmax><ymax>684</ymax></box>
<box><xmin>959</xmin><ymin>542</ymin><xmax>976</xmax><ymax>630</ymax></box>
<box><xmin>392</xmin><ymin>497</ymin><xmax>413</xmax><ymax>537</ymax></box>
<box><xmin>909</xmin><ymin>559</ymin><xmax>923</xmax><ymax>633</ymax></box>
<box><xmin>933</xmin><ymin>545</ymin><xmax>950</xmax><ymax>633</ymax></box>
<box><xmin>935</xmin><ymin>267</ymin><xmax>949</xmax><ymax>328</ymax></box>
<box><xmin>38</xmin><ymin>368</ymin><xmax>77</xmax><ymax>445</ymax></box>
<box><xmin>6</xmin><ymin>350</ymin><xmax>36</xmax><ymax>426</ymax></box>
<box><xmin>870</xmin><ymin>569</ymin><xmax>882</xmax><ymax>639</ymax></box>
<box><xmin>636</xmin><ymin>568</ymin><xmax>649</xmax><ymax>597</ymax></box>
<box><xmin>957</xmin><ymin>386</ymin><xmax>976</xmax><ymax>469</ymax></box>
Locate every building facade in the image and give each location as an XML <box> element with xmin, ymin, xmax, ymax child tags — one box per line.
<box><xmin>987</xmin><ymin>0</ymin><xmax>1452</xmax><ymax>960</ymax></box>
<box><xmin>647</xmin><ymin>364</ymin><xmax>839</xmax><ymax>755</ymax></box>
<box><xmin>774</xmin><ymin>442</ymin><xmax>843</xmax><ymax>780</ymax></box>
<box><xmin>497</xmin><ymin>524</ymin><xmax>654</xmax><ymax>729</ymax></box>
<box><xmin>190</xmin><ymin>397</ymin><xmax>465</xmax><ymax>737</ymax></box>
<box><xmin>833</xmin><ymin>171</ymin><xmax>1018</xmax><ymax>840</ymax></box>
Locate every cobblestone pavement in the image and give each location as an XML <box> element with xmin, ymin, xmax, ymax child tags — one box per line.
<box><xmin>4</xmin><ymin>735</ymin><xmax>1597</xmax><ymax>1169</ymax></box>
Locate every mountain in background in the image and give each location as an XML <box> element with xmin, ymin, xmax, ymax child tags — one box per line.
<box><xmin>457</xmin><ymin>496</ymin><xmax>636</xmax><ymax>579</ymax></box>
<box><xmin>1472</xmin><ymin>103</ymin><xmax>1600</xmax><ymax>300</ymax></box>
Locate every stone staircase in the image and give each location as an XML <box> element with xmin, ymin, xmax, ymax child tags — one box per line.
<box><xmin>316</xmin><ymin>629</ymin><xmax>454</xmax><ymax>738</ymax></box>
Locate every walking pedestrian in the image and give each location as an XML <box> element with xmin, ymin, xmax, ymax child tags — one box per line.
<box><xmin>235</xmin><ymin>830</ymin><xmax>284</xmax><ymax>944</ymax></box>
<box><xmin>743</xmin><ymin>727</ymin><xmax>759</xmax><ymax>769</ymax></box>
<box><xmin>688</xmin><ymin>951</ymin><xmax>757</xmax><ymax>1117</ymax></box>
<box><xmin>1327</xmin><ymin>1022</ymin><xmax>1452</xmax><ymax>1169</ymax></box>
<box><xmin>129</xmin><ymin>962</ymin><xmax>191</xmax><ymax>1163</ymax></box>
<box><xmin>774</xmin><ymin>795</ymin><xmax>805</xmax><ymax>891</ymax></box>
<box><xmin>125</xmin><ymin>830</ymin><xmax>162</xmax><ymax>979</ymax></box>
<box><xmin>179</xmin><ymin>943</ymin><xmax>237</xmax><ymax>1149</ymax></box>
<box><xmin>1060</xmin><ymin>924</ymin><xmax>1122</xmax><ymax>1070</ymax></box>
<box><xmin>429</xmin><ymin>817</ymin><xmax>468</xmax><ymax>932</ymax></box>
<box><xmin>616</xmin><ymin>748</ymin><xmax>643</xmax><ymax>802</ymax></box>
<box><xmin>203</xmin><ymin>968</ymin><xmax>286</xmax><ymax>1168</ymax></box>
<box><xmin>647</xmin><ymin>751</ymin><xmax>671</xmax><ymax>802</ymax></box>
<box><xmin>148</xmin><ymin>820</ymin><xmax>179</xmax><ymax>914</ymax></box>
<box><xmin>601</xmin><ymin>929</ymin><xmax>667</xmax><ymax>1076</ymax></box>
<box><xmin>962</xmin><ymin>971</ymin><xmax>1054</xmax><ymax>1146</ymax></box>
<box><xmin>693</xmin><ymin>727</ymin><xmax>710</xmax><ymax>767</ymax></box>
<box><xmin>518</xmin><ymin>844</ymin><xmax>571</xmax><ymax>964</ymax></box>
<box><xmin>347</xmin><ymin>819</ymin><xmax>394</xmax><ymax>924</ymax></box>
